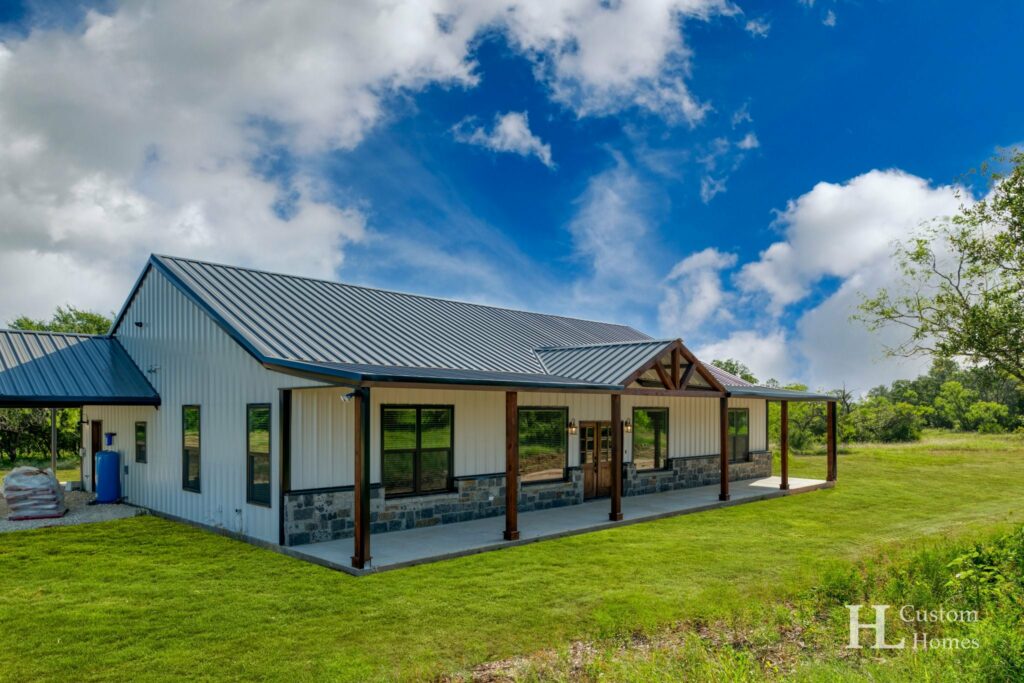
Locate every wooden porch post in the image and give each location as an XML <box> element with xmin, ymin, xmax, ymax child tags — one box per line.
<box><xmin>278</xmin><ymin>389</ymin><xmax>292</xmax><ymax>546</ymax></box>
<box><xmin>609</xmin><ymin>393</ymin><xmax>623</xmax><ymax>521</ymax></box>
<box><xmin>504</xmin><ymin>391</ymin><xmax>520</xmax><ymax>540</ymax></box>
<box><xmin>719</xmin><ymin>396</ymin><xmax>730</xmax><ymax>501</ymax></box>
<box><xmin>780</xmin><ymin>400</ymin><xmax>790</xmax><ymax>490</ymax></box>
<box><xmin>351</xmin><ymin>387</ymin><xmax>372</xmax><ymax>569</ymax></box>
<box><xmin>826</xmin><ymin>400</ymin><xmax>837</xmax><ymax>482</ymax></box>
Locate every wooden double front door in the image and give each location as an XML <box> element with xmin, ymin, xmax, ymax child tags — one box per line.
<box><xmin>580</xmin><ymin>421</ymin><xmax>613</xmax><ymax>499</ymax></box>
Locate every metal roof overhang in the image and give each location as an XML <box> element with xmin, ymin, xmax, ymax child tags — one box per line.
<box><xmin>725</xmin><ymin>385</ymin><xmax>835</xmax><ymax>402</ymax></box>
<box><xmin>0</xmin><ymin>330</ymin><xmax>160</xmax><ymax>408</ymax></box>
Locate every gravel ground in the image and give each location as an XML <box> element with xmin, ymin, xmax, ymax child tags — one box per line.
<box><xmin>0</xmin><ymin>490</ymin><xmax>143</xmax><ymax>533</ymax></box>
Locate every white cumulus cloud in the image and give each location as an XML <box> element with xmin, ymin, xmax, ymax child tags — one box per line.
<box><xmin>453</xmin><ymin>112</ymin><xmax>554</xmax><ymax>167</ymax></box>
<box><xmin>659</xmin><ymin>248</ymin><xmax>737</xmax><ymax>339</ymax></box>
<box><xmin>0</xmin><ymin>0</ymin><xmax>732</xmax><ymax>324</ymax></box>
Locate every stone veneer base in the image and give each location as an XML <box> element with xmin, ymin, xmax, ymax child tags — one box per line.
<box><xmin>284</xmin><ymin>453</ymin><xmax>770</xmax><ymax>547</ymax></box>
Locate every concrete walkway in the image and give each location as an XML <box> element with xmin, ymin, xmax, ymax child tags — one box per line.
<box><xmin>290</xmin><ymin>475</ymin><xmax>830</xmax><ymax>575</ymax></box>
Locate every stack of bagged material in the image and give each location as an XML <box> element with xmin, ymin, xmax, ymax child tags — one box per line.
<box><xmin>2</xmin><ymin>467</ymin><xmax>67</xmax><ymax>521</ymax></box>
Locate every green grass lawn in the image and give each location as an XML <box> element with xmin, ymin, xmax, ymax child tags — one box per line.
<box><xmin>1</xmin><ymin>431</ymin><xmax>1022</xmax><ymax>681</ymax></box>
<box><xmin>0</xmin><ymin>467</ymin><xmax>80</xmax><ymax>483</ymax></box>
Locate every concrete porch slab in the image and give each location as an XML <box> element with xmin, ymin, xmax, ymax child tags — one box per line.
<box><xmin>288</xmin><ymin>476</ymin><xmax>831</xmax><ymax>575</ymax></box>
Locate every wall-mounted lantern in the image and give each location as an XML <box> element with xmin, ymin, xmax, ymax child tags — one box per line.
<box><xmin>623</xmin><ymin>419</ymin><xmax>633</xmax><ymax>433</ymax></box>
<box><xmin>567</xmin><ymin>419</ymin><xmax>577</xmax><ymax>435</ymax></box>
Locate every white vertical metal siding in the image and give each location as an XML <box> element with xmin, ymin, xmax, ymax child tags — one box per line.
<box><xmin>728</xmin><ymin>398</ymin><xmax>768</xmax><ymax>452</ymax></box>
<box><xmin>290</xmin><ymin>387</ymin><xmax>356</xmax><ymax>489</ymax></box>
<box><xmin>84</xmin><ymin>269</ymin><xmax>324</xmax><ymax>544</ymax></box>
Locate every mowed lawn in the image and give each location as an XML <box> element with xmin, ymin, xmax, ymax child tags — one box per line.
<box><xmin>1</xmin><ymin>432</ymin><xmax>1023</xmax><ymax>682</ymax></box>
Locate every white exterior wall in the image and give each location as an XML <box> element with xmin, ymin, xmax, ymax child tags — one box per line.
<box><xmin>287</xmin><ymin>387</ymin><xmax>769</xmax><ymax>491</ymax></box>
<box><xmin>83</xmin><ymin>269</ymin><xmax>325</xmax><ymax>544</ymax></box>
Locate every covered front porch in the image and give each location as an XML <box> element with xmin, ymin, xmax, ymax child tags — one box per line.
<box><xmin>278</xmin><ymin>338</ymin><xmax>840</xmax><ymax>572</ymax></box>
<box><xmin>289</xmin><ymin>474</ymin><xmax>831</xmax><ymax>574</ymax></box>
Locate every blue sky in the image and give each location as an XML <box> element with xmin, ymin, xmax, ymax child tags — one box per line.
<box><xmin>0</xmin><ymin>0</ymin><xmax>1021</xmax><ymax>390</ymax></box>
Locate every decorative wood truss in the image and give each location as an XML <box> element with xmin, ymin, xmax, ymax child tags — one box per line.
<box><xmin>619</xmin><ymin>340</ymin><xmax>726</xmax><ymax>396</ymax></box>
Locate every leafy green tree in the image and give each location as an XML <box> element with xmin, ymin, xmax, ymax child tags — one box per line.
<box><xmin>711</xmin><ymin>358</ymin><xmax>758</xmax><ymax>384</ymax></box>
<box><xmin>964</xmin><ymin>401</ymin><xmax>1011</xmax><ymax>433</ymax></box>
<box><xmin>859</xmin><ymin>149</ymin><xmax>1024</xmax><ymax>384</ymax></box>
<box><xmin>10</xmin><ymin>305</ymin><xmax>112</xmax><ymax>335</ymax></box>
<box><xmin>933</xmin><ymin>381</ymin><xmax>978</xmax><ymax>430</ymax></box>
<box><xmin>845</xmin><ymin>397</ymin><xmax>927</xmax><ymax>442</ymax></box>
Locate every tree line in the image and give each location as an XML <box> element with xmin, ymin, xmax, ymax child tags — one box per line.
<box><xmin>713</xmin><ymin>356</ymin><xmax>1023</xmax><ymax>451</ymax></box>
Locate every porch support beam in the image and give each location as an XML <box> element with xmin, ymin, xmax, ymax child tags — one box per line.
<box><xmin>609</xmin><ymin>393</ymin><xmax>623</xmax><ymax>521</ymax></box>
<box><xmin>719</xmin><ymin>396</ymin><xmax>730</xmax><ymax>501</ymax></box>
<box><xmin>351</xmin><ymin>387</ymin><xmax>372</xmax><ymax>569</ymax></box>
<box><xmin>826</xmin><ymin>400</ymin><xmax>837</xmax><ymax>482</ymax></box>
<box><xmin>780</xmin><ymin>400</ymin><xmax>790</xmax><ymax>490</ymax></box>
<box><xmin>278</xmin><ymin>389</ymin><xmax>292</xmax><ymax>546</ymax></box>
<box><xmin>504</xmin><ymin>391</ymin><xmax>520</xmax><ymax>541</ymax></box>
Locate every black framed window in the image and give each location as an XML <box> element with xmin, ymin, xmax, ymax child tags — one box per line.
<box><xmin>633</xmin><ymin>407</ymin><xmax>669</xmax><ymax>470</ymax></box>
<box><xmin>134</xmin><ymin>421</ymin><xmax>147</xmax><ymax>464</ymax></box>
<box><xmin>246</xmin><ymin>404</ymin><xmax>271</xmax><ymax>506</ymax></box>
<box><xmin>182</xmin><ymin>405</ymin><xmax>201</xmax><ymax>492</ymax></box>
<box><xmin>518</xmin><ymin>407</ymin><xmax>567</xmax><ymax>482</ymax></box>
<box><xmin>728</xmin><ymin>408</ymin><xmax>750</xmax><ymax>463</ymax></box>
<box><xmin>381</xmin><ymin>405</ymin><xmax>454</xmax><ymax>496</ymax></box>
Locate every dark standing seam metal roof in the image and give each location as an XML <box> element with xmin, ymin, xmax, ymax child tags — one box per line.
<box><xmin>142</xmin><ymin>255</ymin><xmax>651</xmax><ymax>374</ymax></box>
<box><xmin>535</xmin><ymin>340</ymin><xmax>675</xmax><ymax>386</ymax></box>
<box><xmin>0</xmin><ymin>330</ymin><xmax>160</xmax><ymax>407</ymax></box>
<box><xmin>108</xmin><ymin>254</ymin><xmax>833</xmax><ymax>400</ymax></box>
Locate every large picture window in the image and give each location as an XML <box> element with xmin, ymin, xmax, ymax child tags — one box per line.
<box><xmin>728</xmin><ymin>408</ymin><xmax>750</xmax><ymax>463</ymax></box>
<box><xmin>381</xmin><ymin>406</ymin><xmax>453</xmax><ymax>496</ymax></box>
<box><xmin>633</xmin><ymin>407</ymin><xmax>669</xmax><ymax>470</ymax></box>
<box><xmin>247</xmin><ymin>404</ymin><xmax>271</xmax><ymax>506</ymax></box>
<box><xmin>182</xmin><ymin>405</ymin><xmax>201</xmax><ymax>492</ymax></box>
<box><xmin>134</xmin><ymin>421</ymin><xmax>147</xmax><ymax>464</ymax></box>
<box><xmin>518</xmin><ymin>407</ymin><xmax>567</xmax><ymax>482</ymax></box>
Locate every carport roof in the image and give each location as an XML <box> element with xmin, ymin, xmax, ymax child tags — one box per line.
<box><xmin>0</xmin><ymin>330</ymin><xmax>160</xmax><ymax>408</ymax></box>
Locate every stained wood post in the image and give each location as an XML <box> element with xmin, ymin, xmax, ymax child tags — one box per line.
<box><xmin>278</xmin><ymin>389</ymin><xmax>292</xmax><ymax>546</ymax></box>
<box><xmin>780</xmin><ymin>400</ymin><xmax>790</xmax><ymax>490</ymax></box>
<box><xmin>609</xmin><ymin>393</ymin><xmax>623</xmax><ymax>521</ymax></box>
<box><xmin>351</xmin><ymin>387</ymin><xmax>372</xmax><ymax>569</ymax></box>
<box><xmin>504</xmin><ymin>391</ymin><xmax>520</xmax><ymax>541</ymax></box>
<box><xmin>719</xmin><ymin>396</ymin><xmax>730</xmax><ymax>501</ymax></box>
<box><xmin>826</xmin><ymin>400</ymin><xmax>837</xmax><ymax>482</ymax></box>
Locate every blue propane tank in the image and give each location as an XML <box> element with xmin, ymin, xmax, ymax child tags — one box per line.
<box><xmin>95</xmin><ymin>450</ymin><xmax>121</xmax><ymax>503</ymax></box>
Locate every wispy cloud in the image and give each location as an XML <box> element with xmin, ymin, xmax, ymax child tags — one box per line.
<box><xmin>453</xmin><ymin>112</ymin><xmax>554</xmax><ymax>168</ymax></box>
<box><xmin>823</xmin><ymin>10</ymin><xmax>837</xmax><ymax>26</ymax></box>
<box><xmin>744</xmin><ymin>18</ymin><xmax>771</xmax><ymax>38</ymax></box>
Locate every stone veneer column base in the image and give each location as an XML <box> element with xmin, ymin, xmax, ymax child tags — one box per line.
<box><xmin>623</xmin><ymin>451</ymin><xmax>772</xmax><ymax>497</ymax></box>
<box><xmin>283</xmin><ymin>468</ymin><xmax>584</xmax><ymax>547</ymax></box>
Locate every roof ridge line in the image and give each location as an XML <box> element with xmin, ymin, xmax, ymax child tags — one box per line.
<box><xmin>153</xmin><ymin>254</ymin><xmax>650</xmax><ymax>334</ymax></box>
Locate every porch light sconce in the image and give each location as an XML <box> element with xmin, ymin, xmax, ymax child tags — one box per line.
<box><xmin>624</xmin><ymin>419</ymin><xmax>632</xmax><ymax>433</ymax></box>
<box><xmin>567</xmin><ymin>420</ymin><xmax>577</xmax><ymax>435</ymax></box>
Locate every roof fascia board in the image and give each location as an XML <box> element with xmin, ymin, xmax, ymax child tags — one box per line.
<box><xmin>0</xmin><ymin>396</ymin><xmax>161</xmax><ymax>408</ymax></box>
